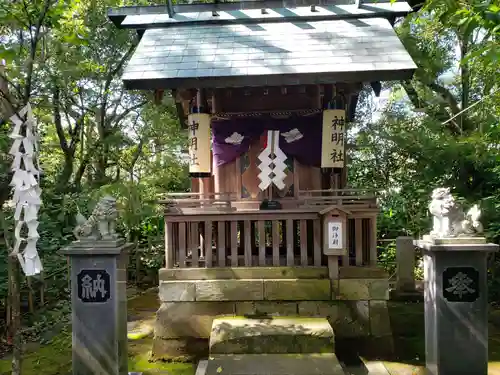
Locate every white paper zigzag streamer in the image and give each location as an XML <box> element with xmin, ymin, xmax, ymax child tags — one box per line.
<box><xmin>9</xmin><ymin>104</ymin><xmax>43</xmax><ymax>276</ymax></box>
<box><xmin>257</xmin><ymin>130</ymin><xmax>287</xmax><ymax>191</ymax></box>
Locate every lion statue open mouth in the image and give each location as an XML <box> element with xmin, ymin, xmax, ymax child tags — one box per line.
<box><xmin>428</xmin><ymin>187</ymin><xmax>483</xmax><ymax>238</ymax></box>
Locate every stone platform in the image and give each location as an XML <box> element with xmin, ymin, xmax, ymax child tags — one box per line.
<box><xmin>152</xmin><ymin>266</ymin><xmax>393</xmax><ymax>361</ymax></box>
<box><xmin>206</xmin><ymin>317</ymin><xmax>342</xmax><ymax>375</ymax></box>
<box><xmin>210</xmin><ymin>317</ymin><xmax>334</xmax><ymax>354</ymax></box>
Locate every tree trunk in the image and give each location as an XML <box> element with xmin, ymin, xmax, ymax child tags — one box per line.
<box><xmin>55</xmin><ymin>155</ymin><xmax>74</xmax><ymax>191</ymax></box>
<box><xmin>8</xmin><ymin>254</ymin><xmax>21</xmax><ymax>375</ymax></box>
<box><xmin>1</xmin><ymin>60</ymin><xmax>22</xmax><ymax>375</ymax></box>
<box><xmin>459</xmin><ymin>31</ymin><xmax>470</xmax><ymax>131</ymax></box>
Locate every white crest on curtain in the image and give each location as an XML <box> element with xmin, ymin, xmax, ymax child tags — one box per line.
<box><xmin>281</xmin><ymin>128</ymin><xmax>303</xmax><ymax>143</ymax></box>
<box><xmin>9</xmin><ymin>104</ymin><xmax>43</xmax><ymax>276</ymax></box>
<box><xmin>224</xmin><ymin>132</ymin><xmax>244</xmax><ymax>145</ymax></box>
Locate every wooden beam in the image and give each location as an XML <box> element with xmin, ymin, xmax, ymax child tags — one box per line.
<box><xmin>111</xmin><ymin>1</ymin><xmax>413</xmax><ymax>29</ymax></box>
<box><xmin>109</xmin><ymin>0</ymin><xmax>356</xmax><ymax>21</ymax></box>
<box><xmin>124</xmin><ymin>69</ymin><xmax>416</xmax><ymax>91</ymax></box>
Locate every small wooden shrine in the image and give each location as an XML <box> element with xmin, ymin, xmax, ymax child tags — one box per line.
<box><xmin>110</xmin><ymin>0</ymin><xmax>416</xmax><ymax>360</ymax></box>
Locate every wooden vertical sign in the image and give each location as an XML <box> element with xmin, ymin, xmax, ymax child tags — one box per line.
<box><xmin>321</xmin><ymin>109</ymin><xmax>346</xmax><ymax>168</ymax></box>
<box><xmin>320</xmin><ymin>206</ymin><xmax>349</xmax><ymax>256</ymax></box>
<box><xmin>188</xmin><ymin>113</ymin><xmax>211</xmax><ymax>177</ymax></box>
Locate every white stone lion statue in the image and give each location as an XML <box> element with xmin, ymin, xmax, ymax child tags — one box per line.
<box><xmin>428</xmin><ymin>187</ymin><xmax>483</xmax><ymax>238</ymax></box>
<box><xmin>74</xmin><ymin>196</ymin><xmax>119</xmax><ymax>240</ymax></box>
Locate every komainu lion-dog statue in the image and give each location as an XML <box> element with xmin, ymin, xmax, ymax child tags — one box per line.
<box><xmin>73</xmin><ymin>196</ymin><xmax>119</xmax><ymax>240</ymax></box>
<box><xmin>428</xmin><ymin>187</ymin><xmax>483</xmax><ymax>238</ymax></box>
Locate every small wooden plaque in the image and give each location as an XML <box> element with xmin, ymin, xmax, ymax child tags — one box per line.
<box><xmin>321</xmin><ymin>207</ymin><xmax>348</xmax><ymax>256</ymax></box>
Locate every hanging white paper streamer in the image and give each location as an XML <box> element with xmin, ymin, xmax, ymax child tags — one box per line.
<box><xmin>9</xmin><ymin>104</ymin><xmax>43</xmax><ymax>276</ymax></box>
<box><xmin>257</xmin><ymin>130</ymin><xmax>287</xmax><ymax>191</ymax></box>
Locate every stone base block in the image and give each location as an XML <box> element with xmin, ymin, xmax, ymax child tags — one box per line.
<box><xmin>335</xmin><ymin>336</ymin><xmax>395</xmax><ymax>360</ymax></box>
<box><xmin>339</xmin><ymin>266</ymin><xmax>388</xmax><ymax>279</ymax></box>
<box><xmin>338</xmin><ymin>279</ymin><xmax>389</xmax><ymax>300</ymax></box>
<box><xmin>264</xmin><ymin>279</ymin><xmax>331</xmax><ymax>300</ymax></box>
<box><xmin>151</xmin><ymin>337</ymin><xmax>207</xmax><ymax>361</ymax></box>
<box><xmin>297</xmin><ymin>301</ymin><xmax>371</xmax><ymax>337</ymax></box>
<box><xmin>154</xmin><ymin>300</ymin><xmax>392</xmax><ymax>339</ymax></box>
<box><xmin>335</xmin><ymin>301</ymin><xmax>370</xmax><ymax>337</ymax></box>
<box><xmin>196</xmin><ymin>279</ymin><xmax>264</xmax><ymax>301</ymax></box>
<box><xmin>155</xmin><ymin>302</ymin><xmax>234</xmax><ymax>339</ymax></box>
<box><xmin>236</xmin><ymin>301</ymin><xmax>298</xmax><ymax>316</ymax></box>
<box><xmin>160</xmin><ymin>267</ymin><xmax>329</xmax><ymax>281</ymax></box>
<box><xmin>389</xmin><ymin>288</ymin><xmax>423</xmax><ymax>302</ymax></box>
<box><xmin>209</xmin><ymin>317</ymin><xmax>334</xmax><ymax>355</ymax></box>
<box><xmin>369</xmin><ymin>301</ymin><xmax>392</xmax><ymax>337</ymax></box>
<box><xmin>151</xmin><ymin>270</ymin><xmax>393</xmax><ymax>361</ymax></box>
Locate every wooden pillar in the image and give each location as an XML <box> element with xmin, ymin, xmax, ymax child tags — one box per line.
<box><xmin>195</xmin><ymin>88</ymin><xmax>212</xmax><ymax>200</ymax></box>
<box><xmin>199</xmin><ymin>174</ymin><xmax>211</xmax><ymax>200</ymax></box>
<box><xmin>212</xmin><ymin>89</ymin><xmax>223</xmax><ymax>196</ymax></box>
<box><xmin>370</xmin><ymin>215</ymin><xmax>378</xmax><ymax>266</ymax></box>
<box><xmin>355</xmin><ymin>218</ymin><xmax>363</xmax><ymax>266</ymax></box>
<box><xmin>342</xmin><ymin>219</ymin><xmax>350</xmax><ymax>267</ymax></box>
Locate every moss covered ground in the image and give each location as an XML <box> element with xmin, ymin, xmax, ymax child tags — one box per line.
<box><xmin>0</xmin><ymin>288</ymin><xmax>196</xmax><ymax>375</ymax></box>
<box><xmin>0</xmin><ymin>335</ymin><xmax>197</xmax><ymax>375</ymax></box>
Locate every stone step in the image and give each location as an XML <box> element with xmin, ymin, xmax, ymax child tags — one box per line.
<box><xmin>209</xmin><ymin>317</ymin><xmax>334</xmax><ymax>355</ymax></box>
<box><xmin>204</xmin><ymin>354</ymin><xmax>344</xmax><ymax>375</ymax></box>
<box><xmin>198</xmin><ymin>357</ymin><xmax>391</xmax><ymax>375</ymax></box>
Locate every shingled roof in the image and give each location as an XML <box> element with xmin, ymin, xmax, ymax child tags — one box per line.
<box><xmin>110</xmin><ymin>0</ymin><xmax>417</xmax><ymax>89</ymax></box>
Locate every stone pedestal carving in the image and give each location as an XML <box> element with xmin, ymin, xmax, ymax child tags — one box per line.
<box><xmin>415</xmin><ymin>237</ymin><xmax>498</xmax><ymax>375</ymax></box>
<box><xmin>61</xmin><ymin>238</ymin><xmax>133</xmax><ymax>375</ymax></box>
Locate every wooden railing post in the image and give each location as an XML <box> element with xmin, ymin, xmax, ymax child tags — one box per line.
<box><xmin>327</xmin><ymin>256</ymin><xmax>339</xmax><ymax>279</ymax></box>
<box><xmin>165</xmin><ymin>221</ymin><xmax>174</xmax><ymax>269</ymax></box>
<box><xmin>370</xmin><ymin>215</ymin><xmax>378</xmax><ymax>266</ymax></box>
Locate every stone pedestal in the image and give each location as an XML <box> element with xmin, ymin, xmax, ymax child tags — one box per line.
<box><xmin>61</xmin><ymin>238</ymin><xmax>132</xmax><ymax>375</ymax></box>
<box><xmin>395</xmin><ymin>236</ymin><xmax>416</xmax><ymax>292</ymax></box>
<box><xmin>415</xmin><ymin>237</ymin><xmax>498</xmax><ymax>375</ymax></box>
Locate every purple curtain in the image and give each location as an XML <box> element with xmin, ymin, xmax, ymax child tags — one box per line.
<box><xmin>212</xmin><ymin>114</ymin><xmax>323</xmax><ymax>168</ymax></box>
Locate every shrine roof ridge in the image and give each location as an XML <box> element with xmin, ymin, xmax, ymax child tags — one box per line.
<box><xmin>108</xmin><ymin>0</ymin><xmax>412</xmax><ymax>29</ymax></box>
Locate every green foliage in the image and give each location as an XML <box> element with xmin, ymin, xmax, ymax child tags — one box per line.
<box><xmin>421</xmin><ymin>0</ymin><xmax>500</xmax><ymax>75</ymax></box>
<box><xmin>350</xmin><ymin>1</ymin><xmax>500</xmax><ymax>298</ymax></box>
<box><xmin>377</xmin><ymin>241</ymin><xmax>397</xmax><ymax>277</ymax></box>
<box><xmin>0</xmin><ymin>329</ymin><xmax>72</xmax><ymax>374</ymax></box>
<box><xmin>0</xmin><ymin>0</ymin><xmax>189</xmax><ymax>360</ymax></box>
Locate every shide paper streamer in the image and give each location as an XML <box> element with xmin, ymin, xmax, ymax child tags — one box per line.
<box><xmin>9</xmin><ymin>104</ymin><xmax>43</xmax><ymax>276</ymax></box>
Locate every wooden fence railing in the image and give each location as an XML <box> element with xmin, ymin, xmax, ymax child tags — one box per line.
<box><xmin>159</xmin><ymin>189</ymin><xmax>378</xmax><ymax>211</ymax></box>
<box><xmin>163</xmin><ymin>211</ymin><xmax>378</xmax><ymax>269</ymax></box>
<box><xmin>298</xmin><ymin>188</ymin><xmax>378</xmax><ymax>208</ymax></box>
